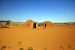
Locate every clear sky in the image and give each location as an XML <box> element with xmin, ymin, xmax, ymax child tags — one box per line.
<box><xmin>0</xmin><ymin>0</ymin><xmax>75</xmax><ymax>23</ymax></box>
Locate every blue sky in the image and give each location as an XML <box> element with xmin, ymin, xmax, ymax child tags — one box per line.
<box><xmin>0</xmin><ymin>0</ymin><xmax>75</xmax><ymax>23</ymax></box>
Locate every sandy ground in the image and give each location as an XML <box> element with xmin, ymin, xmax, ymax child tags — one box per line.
<box><xmin>0</xmin><ymin>24</ymin><xmax>75</xmax><ymax>50</ymax></box>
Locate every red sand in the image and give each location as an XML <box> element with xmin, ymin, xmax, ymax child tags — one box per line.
<box><xmin>0</xmin><ymin>24</ymin><xmax>75</xmax><ymax>50</ymax></box>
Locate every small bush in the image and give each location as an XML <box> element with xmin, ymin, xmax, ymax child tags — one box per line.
<box><xmin>28</xmin><ymin>47</ymin><xmax>33</xmax><ymax>50</ymax></box>
<box><xmin>20</xmin><ymin>48</ymin><xmax>24</xmax><ymax>50</ymax></box>
<box><xmin>44</xmin><ymin>48</ymin><xmax>47</xmax><ymax>50</ymax></box>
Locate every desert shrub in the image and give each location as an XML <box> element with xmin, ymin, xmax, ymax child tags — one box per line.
<box><xmin>44</xmin><ymin>48</ymin><xmax>47</xmax><ymax>50</ymax></box>
<box><xmin>16</xmin><ymin>24</ymin><xmax>18</xmax><ymax>26</ymax></box>
<box><xmin>20</xmin><ymin>48</ymin><xmax>24</xmax><ymax>50</ymax></box>
<box><xmin>28</xmin><ymin>47</ymin><xmax>33</xmax><ymax>50</ymax></box>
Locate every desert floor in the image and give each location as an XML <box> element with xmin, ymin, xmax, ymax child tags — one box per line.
<box><xmin>0</xmin><ymin>24</ymin><xmax>75</xmax><ymax>50</ymax></box>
